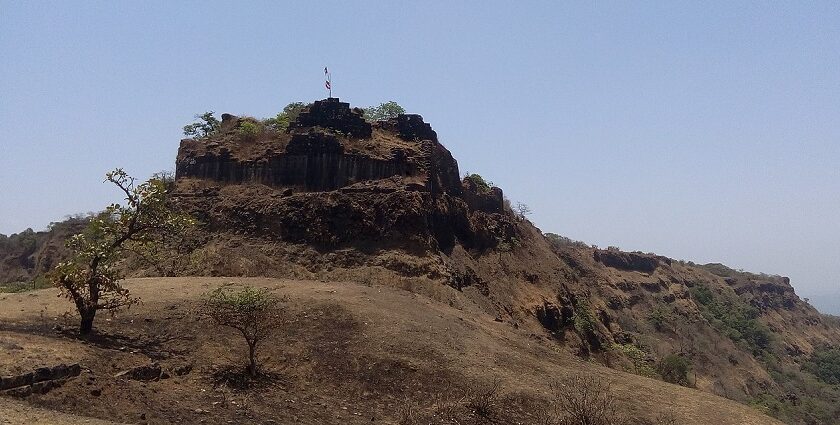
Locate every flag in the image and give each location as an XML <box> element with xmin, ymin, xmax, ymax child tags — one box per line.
<box><xmin>324</xmin><ymin>67</ymin><xmax>331</xmax><ymax>94</ymax></box>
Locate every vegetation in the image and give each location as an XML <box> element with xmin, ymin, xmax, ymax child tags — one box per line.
<box><xmin>690</xmin><ymin>284</ymin><xmax>772</xmax><ymax>354</ymax></box>
<box><xmin>544</xmin><ymin>232</ymin><xmax>591</xmax><ymax>250</ymax></box>
<box><xmin>463</xmin><ymin>173</ymin><xmax>492</xmax><ymax>192</ymax></box>
<box><xmin>364</xmin><ymin>101</ymin><xmax>405</xmax><ymax>121</ymax></box>
<box><xmin>658</xmin><ymin>354</ymin><xmax>692</xmax><ymax>386</ymax></box>
<box><xmin>804</xmin><ymin>347</ymin><xmax>840</xmax><ymax>385</ymax></box>
<box><xmin>541</xmin><ymin>375</ymin><xmax>619</xmax><ymax>425</ymax></box>
<box><xmin>183</xmin><ymin>111</ymin><xmax>220</xmax><ymax>138</ymax></box>
<box><xmin>264</xmin><ymin>102</ymin><xmax>307</xmax><ymax>132</ymax></box>
<box><xmin>647</xmin><ymin>305</ymin><xmax>672</xmax><ymax>332</ymax></box>
<box><xmin>514</xmin><ymin>202</ymin><xmax>532</xmax><ymax>219</ymax></box>
<box><xmin>611</xmin><ymin>342</ymin><xmax>656</xmax><ymax>378</ymax></box>
<box><xmin>237</xmin><ymin>120</ymin><xmax>261</xmax><ymax>141</ymax></box>
<box><xmin>49</xmin><ymin>169</ymin><xmax>195</xmax><ymax>335</ymax></box>
<box><xmin>201</xmin><ymin>286</ymin><xmax>287</xmax><ymax>377</ymax></box>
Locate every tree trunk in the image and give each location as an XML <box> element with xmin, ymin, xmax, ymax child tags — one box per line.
<box><xmin>248</xmin><ymin>341</ymin><xmax>258</xmax><ymax>377</ymax></box>
<box><xmin>79</xmin><ymin>309</ymin><xmax>96</xmax><ymax>336</ymax></box>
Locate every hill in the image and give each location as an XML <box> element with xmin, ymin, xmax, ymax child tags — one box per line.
<box><xmin>0</xmin><ymin>277</ymin><xmax>781</xmax><ymax>425</ymax></box>
<box><xmin>2</xmin><ymin>98</ymin><xmax>839</xmax><ymax>423</ymax></box>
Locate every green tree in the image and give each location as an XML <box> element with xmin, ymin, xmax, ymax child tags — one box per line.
<box><xmin>183</xmin><ymin>111</ymin><xmax>220</xmax><ymax>138</ymax></box>
<box><xmin>50</xmin><ymin>169</ymin><xmax>195</xmax><ymax>336</ymax></box>
<box><xmin>201</xmin><ymin>286</ymin><xmax>287</xmax><ymax>377</ymax></box>
<box><xmin>265</xmin><ymin>102</ymin><xmax>307</xmax><ymax>131</ymax></box>
<box><xmin>364</xmin><ymin>101</ymin><xmax>405</xmax><ymax>121</ymax></box>
<box><xmin>658</xmin><ymin>354</ymin><xmax>692</xmax><ymax>386</ymax></box>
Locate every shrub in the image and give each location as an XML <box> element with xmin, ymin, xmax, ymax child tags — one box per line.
<box><xmin>543</xmin><ymin>375</ymin><xmax>619</xmax><ymax>425</ymax></box>
<box><xmin>647</xmin><ymin>305</ymin><xmax>672</xmax><ymax>332</ymax></box>
<box><xmin>690</xmin><ymin>284</ymin><xmax>772</xmax><ymax>354</ymax></box>
<box><xmin>804</xmin><ymin>347</ymin><xmax>840</xmax><ymax>385</ymax></box>
<box><xmin>201</xmin><ymin>286</ymin><xmax>287</xmax><ymax>376</ymax></box>
<box><xmin>466</xmin><ymin>378</ymin><xmax>502</xmax><ymax>419</ymax></box>
<box><xmin>612</xmin><ymin>343</ymin><xmax>656</xmax><ymax>377</ymax></box>
<box><xmin>658</xmin><ymin>354</ymin><xmax>692</xmax><ymax>386</ymax></box>
<box><xmin>463</xmin><ymin>173</ymin><xmax>492</xmax><ymax>192</ymax></box>
<box><xmin>238</xmin><ymin>121</ymin><xmax>261</xmax><ymax>141</ymax></box>
<box><xmin>264</xmin><ymin>102</ymin><xmax>307</xmax><ymax>131</ymax></box>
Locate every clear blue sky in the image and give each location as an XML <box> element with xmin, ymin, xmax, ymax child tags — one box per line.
<box><xmin>1</xmin><ymin>1</ymin><xmax>839</xmax><ymax>313</ymax></box>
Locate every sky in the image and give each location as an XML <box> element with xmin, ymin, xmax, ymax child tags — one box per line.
<box><xmin>1</xmin><ymin>1</ymin><xmax>838</xmax><ymax>313</ymax></box>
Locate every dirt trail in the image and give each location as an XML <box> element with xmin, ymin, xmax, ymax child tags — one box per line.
<box><xmin>0</xmin><ymin>278</ymin><xmax>782</xmax><ymax>425</ymax></box>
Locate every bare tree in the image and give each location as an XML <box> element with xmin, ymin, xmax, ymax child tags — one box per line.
<box><xmin>201</xmin><ymin>286</ymin><xmax>287</xmax><ymax>377</ymax></box>
<box><xmin>515</xmin><ymin>202</ymin><xmax>532</xmax><ymax>220</ymax></box>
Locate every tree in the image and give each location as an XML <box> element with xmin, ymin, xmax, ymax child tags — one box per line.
<box><xmin>658</xmin><ymin>354</ymin><xmax>692</xmax><ymax>386</ymax></box>
<box><xmin>364</xmin><ymin>101</ymin><xmax>405</xmax><ymax>121</ymax></box>
<box><xmin>50</xmin><ymin>169</ymin><xmax>195</xmax><ymax>336</ymax></box>
<box><xmin>264</xmin><ymin>102</ymin><xmax>307</xmax><ymax>132</ymax></box>
<box><xmin>514</xmin><ymin>202</ymin><xmax>532</xmax><ymax>219</ymax></box>
<box><xmin>183</xmin><ymin>111</ymin><xmax>220</xmax><ymax>138</ymax></box>
<box><xmin>201</xmin><ymin>286</ymin><xmax>287</xmax><ymax>377</ymax></box>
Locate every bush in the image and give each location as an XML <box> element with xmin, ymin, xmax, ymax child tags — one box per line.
<box><xmin>237</xmin><ymin>121</ymin><xmax>261</xmax><ymax>141</ymax></box>
<box><xmin>364</xmin><ymin>101</ymin><xmax>405</xmax><ymax>121</ymax></box>
<box><xmin>542</xmin><ymin>375</ymin><xmax>619</xmax><ymax>425</ymax></box>
<box><xmin>658</xmin><ymin>354</ymin><xmax>692</xmax><ymax>386</ymax></box>
<box><xmin>466</xmin><ymin>378</ymin><xmax>502</xmax><ymax>419</ymax></box>
<box><xmin>201</xmin><ymin>286</ymin><xmax>287</xmax><ymax>376</ymax></box>
<box><xmin>647</xmin><ymin>305</ymin><xmax>672</xmax><ymax>332</ymax></box>
<box><xmin>804</xmin><ymin>347</ymin><xmax>840</xmax><ymax>385</ymax></box>
<box><xmin>463</xmin><ymin>173</ymin><xmax>492</xmax><ymax>192</ymax></box>
<box><xmin>690</xmin><ymin>284</ymin><xmax>772</xmax><ymax>354</ymax></box>
<box><xmin>612</xmin><ymin>343</ymin><xmax>656</xmax><ymax>377</ymax></box>
<box><xmin>264</xmin><ymin>102</ymin><xmax>307</xmax><ymax>132</ymax></box>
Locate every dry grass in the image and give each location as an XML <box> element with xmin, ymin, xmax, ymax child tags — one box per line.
<box><xmin>0</xmin><ymin>277</ymin><xmax>783</xmax><ymax>425</ymax></box>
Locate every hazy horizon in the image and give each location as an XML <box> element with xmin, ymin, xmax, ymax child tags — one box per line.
<box><xmin>1</xmin><ymin>2</ymin><xmax>838</xmax><ymax>313</ymax></box>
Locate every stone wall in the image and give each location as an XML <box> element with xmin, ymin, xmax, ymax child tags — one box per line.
<box><xmin>0</xmin><ymin>363</ymin><xmax>81</xmax><ymax>396</ymax></box>
<box><xmin>289</xmin><ymin>98</ymin><xmax>371</xmax><ymax>138</ymax></box>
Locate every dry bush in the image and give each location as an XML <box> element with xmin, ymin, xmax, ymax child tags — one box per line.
<box><xmin>538</xmin><ymin>375</ymin><xmax>679</xmax><ymax>425</ymax></box>
<box><xmin>466</xmin><ymin>378</ymin><xmax>503</xmax><ymax>420</ymax></box>
<box><xmin>540</xmin><ymin>375</ymin><xmax>619</xmax><ymax>425</ymax></box>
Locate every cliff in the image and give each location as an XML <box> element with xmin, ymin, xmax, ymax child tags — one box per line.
<box><xmin>173</xmin><ymin>98</ymin><xmax>506</xmax><ymax>251</ymax></box>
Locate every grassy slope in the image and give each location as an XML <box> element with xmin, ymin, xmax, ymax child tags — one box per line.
<box><xmin>0</xmin><ymin>277</ymin><xmax>781</xmax><ymax>425</ymax></box>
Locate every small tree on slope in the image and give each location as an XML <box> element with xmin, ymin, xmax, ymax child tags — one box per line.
<box><xmin>201</xmin><ymin>286</ymin><xmax>287</xmax><ymax>377</ymax></box>
<box><xmin>50</xmin><ymin>169</ymin><xmax>194</xmax><ymax>336</ymax></box>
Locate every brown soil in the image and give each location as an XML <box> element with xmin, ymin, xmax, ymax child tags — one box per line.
<box><xmin>0</xmin><ymin>277</ymin><xmax>781</xmax><ymax>425</ymax></box>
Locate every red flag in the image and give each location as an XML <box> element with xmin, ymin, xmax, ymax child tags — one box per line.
<box><xmin>325</xmin><ymin>80</ymin><xmax>331</xmax><ymax>90</ymax></box>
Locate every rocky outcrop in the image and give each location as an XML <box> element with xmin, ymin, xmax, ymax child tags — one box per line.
<box><xmin>0</xmin><ymin>363</ymin><xmax>81</xmax><ymax>396</ymax></box>
<box><xmin>175</xmin><ymin>99</ymin><xmax>467</xmax><ymax>195</ymax></box>
<box><xmin>593</xmin><ymin>249</ymin><xmax>669</xmax><ymax>273</ymax></box>
<box><xmin>173</xmin><ymin>98</ymin><xmax>514</xmax><ymax>251</ymax></box>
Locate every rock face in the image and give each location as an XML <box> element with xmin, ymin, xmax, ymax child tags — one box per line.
<box><xmin>593</xmin><ymin>249</ymin><xmax>669</xmax><ymax>273</ymax></box>
<box><xmin>176</xmin><ymin>98</ymin><xmax>463</xmax><ymax>195</ymax></box>
<box><xmin>173</xmin><ymin>98</ymin><xmax>512</xmax><ymax>251</ymax></box>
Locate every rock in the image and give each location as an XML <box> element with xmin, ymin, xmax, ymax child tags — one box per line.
<box><xmin>115</xmin><ymin>363</ymin><xmax>163</xmax><ymax>381</ymax></box>
<box><xmin>594</xmin><ymin>249</ymin><xmax>661</xmax><ymax>273</ymax></box>
<box><xmin>0</xmin><ymin>372</ymin><xmax>33</xmax><ymax>391</ymax></box>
